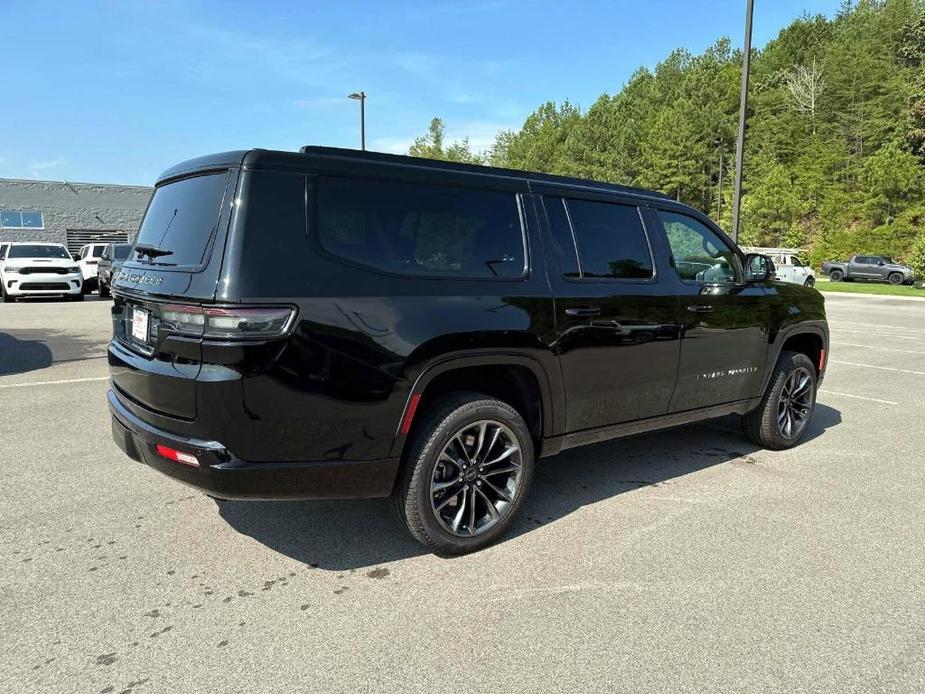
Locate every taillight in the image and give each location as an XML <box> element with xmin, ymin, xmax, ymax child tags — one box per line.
<box><xmin>158</xmin><ymin>304</ymin><xmax>295</xmax><ymax>340</ymax></box>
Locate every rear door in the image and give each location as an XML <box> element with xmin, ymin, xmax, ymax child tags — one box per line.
<box><xmin>110</xmin><ymin>168</ymin><xmax>238</xmax><ymax>419</ymax></box>
<box><xmin>539</xmin><ymin>193</ymin><xmax>680</xmax><ymax>432</ymax></box>
<box><xmin>649</xmin><ymin>208</ymin><xmax>769</xmax><ymax>412</ymax></box>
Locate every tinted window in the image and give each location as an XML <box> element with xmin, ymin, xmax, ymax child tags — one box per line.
<box><xmin>315</xmin><ymin>176</ymin><xmax>525</xmax><ymax>278</ymax></box>
<box><xmin>659</xmin><ymin>211</ymin><xmax>742</xmax><ymax>283</ymax></box>
<box><xmin>543</xmin><ymin>197</ymin><xmax>580</xmax><ymax>277</ymax></box>
<box><xmin>8</xmin><ymin>244</ymin><xmax>70</xmax><ymax>259</ymax></box>
<box><xmin>563</xmin><ymin>199</ymin><xmax>653</xmax><ymax>279</ymax></box>
<box><xmin>113</xmin><ymin>244</ymin><xmax>132</xmax><ymax>260</ymax></box>
<box><xmin>134</xmin><ymin>172</ymin><xmax>229</xmax><ymax>266</ymax></box>
<box><xmin>91</xmin><ymin>245</ymin><xmax>105</xmax><ymax>258</ymax></box>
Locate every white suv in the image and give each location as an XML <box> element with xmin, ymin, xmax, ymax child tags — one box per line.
<box><xmin>0</xmin><ymin>242</ymin><xmax>84</xmax><ymax>302</ymax></box>
<box><xmin>76</xmin><ymin>242</ymin><xmax>109</xmax><ymax>293</ymax></box>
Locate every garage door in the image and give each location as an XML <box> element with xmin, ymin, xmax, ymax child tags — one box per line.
<box><xmin>65</xmin><ymin>229</ymin><xmax>130</xmax><ymax>257</ymax></box>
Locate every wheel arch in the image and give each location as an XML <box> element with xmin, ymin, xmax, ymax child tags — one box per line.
<box><xmin>388</xmin><ymin>352</ymin><xmax>560</xmax><ymax>460</ymax></box>
<box><xmin>763</xmin><ymin>324</ymin><xmax>828</xmax><ymax>391</ymax></box>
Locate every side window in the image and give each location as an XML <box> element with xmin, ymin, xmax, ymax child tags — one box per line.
<box><xmin>563</xmin><ymin>198</ymin><xmax>653</xmax><ymax>279</ymax></box>
<box><xmin>792</xmin><ymin>257</ymin><xmax>803</xmax><ymax>267</ymax></box>
<box><xmin>658</xmin><ymin>210</ymin><xmax>743</xmax><ymax>284</ymax></box>
<box><xmin>315</xmin><ymin>176</ymin><xmax>526</xmax><ymax>279</ymax></box>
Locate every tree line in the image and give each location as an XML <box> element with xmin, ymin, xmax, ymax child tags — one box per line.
<box><xmin>408</xmin><ymin>0</ymin><xmax>925</xmax><ymax>276</ymax></box>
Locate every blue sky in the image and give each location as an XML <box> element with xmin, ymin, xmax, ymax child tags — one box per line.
<box><xmin>1</xmin><ymin>0</ymin><xmax>844</xmax><ymax>185</ymax></box>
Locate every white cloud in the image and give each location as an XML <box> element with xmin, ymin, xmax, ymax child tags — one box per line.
<box><xmin>29</xmin><ymin>157</ymin><xmax>65</xmax><ymax>171</ymax></box>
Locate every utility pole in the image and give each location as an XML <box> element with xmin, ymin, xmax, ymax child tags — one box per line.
<box><xmin>348</xmin><ymin>91</ymin><xmax>366</xmax><ymax>151</ymax></box>
<box><xmin>715</xmin><ymin>138</ymin><xmax>724</xmax><ymax>221</ymax></box>
<box><xmin>731</xmin><ymin>0</ymin><xmax>754</xmax><ymax>242</ymax></box>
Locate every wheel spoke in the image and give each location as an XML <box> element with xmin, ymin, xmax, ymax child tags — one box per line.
<box><xmin>484</xmin><ymin>444</ymin><xmax>519</xmax><ymax>466</ymax></box>
<box><xmin>475</xmin><ymin>487</ymin><xmax>499</xmax><ymax>519</ymax></box>
<box><xmin>435</xmin><ymin>488</ymin><xmax>463</xmax><ymax>512</ymax></box>
<box><xmin>482</xmin><ymin>464</ymin><xmax>519</xmax><ymax>478</ymax></box>
<box><xmin>481</xmin><ymin>425</ymin><xmax>502</xmax><ymax>464</ymax></box>
<box><xmin>438</xmin><ymin>452</ymin><xmax>462</xmax><ymax>469</ymax></box>
<box><xmin>451</xmin><ymin>487</ymin><xmax>468</xmax><ymax>532</ymax></box>
<box><xmin>482</xmin><ymin>477</ymin><xmax>513</xmax><ymax>502</ymax></box>
<box><xmin>454</xmin><ymin>434</ymin><xmax>473</xmax><ymax>465</ymax></box>
<box><xmin>468</xmin><ymin>486</ymin><xmax>477</xmax><ymax>534</ymax></box>
<box><xmin>433</xmin><ymin>478</ymin><xmax>461</xmax><ymax>493</ymax></box>
<box><xmin>471</xmin><ymin>422</ymin><xmax>488</xmax><ymax>463</ymax></box>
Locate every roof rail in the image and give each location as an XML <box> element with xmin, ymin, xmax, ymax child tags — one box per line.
<box><xmin>297</xmin><ymin>145</ymin><xmax>670</xmax><ymax>200</ymax></box>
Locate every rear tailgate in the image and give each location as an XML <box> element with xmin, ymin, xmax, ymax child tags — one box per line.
<box><xmin>110</xmin><ymin>168</ymin><xmax>238</xmax><ymax>419</ymax></box>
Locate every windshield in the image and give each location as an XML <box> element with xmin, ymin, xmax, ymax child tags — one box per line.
<box><xmin>133</xmin><ymin>172</ymin><xmax>229</xmax><ymax>266</ymax></box>
<box><xmin>113</xmin><ymin>244</ymin><xmax>132</xmax><ymax>260</ymax></box>
<box><xmin>8</xmin><ymin>244</ymin><xmax>70</xmax><ymax>259</ymax></box>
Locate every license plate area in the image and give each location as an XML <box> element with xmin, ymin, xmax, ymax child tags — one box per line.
<box><xmin>132</xmin><ymin>307</ymin><xmax>149</xmax><ymax>342</ymax></box>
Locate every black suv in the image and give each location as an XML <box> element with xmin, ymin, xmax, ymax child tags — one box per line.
<box><xmin>108</xmin><ymin>147</ymin><xmax>828</xmax><ymax>554</ymax></box>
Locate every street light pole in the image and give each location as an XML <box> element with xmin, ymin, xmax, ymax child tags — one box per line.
<box><xmin>717</xmin><ymin>145</ymin><xmax>724</xmax><ymax>221</ymax></box>
<box><xmin>348</xmin><ymin>91</ymin><xmax>366</xmax><ymax>151</ymax></box>
<box><xmin>731</xmin><ymin>0</ymin><xmax>754</xmax><ymax>242</ymax></box>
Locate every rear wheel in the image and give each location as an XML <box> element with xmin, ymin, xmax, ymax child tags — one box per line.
<box><xmin>828</xmin><ymin>269</ymin><xmax>843</xmax><ymax>282</ymax></box>
<box><xmin>742</xmin><ymin>351</ymin><xmax>817</xmax><ymax>450</ymax></box>
<box><xmin>393</xmin><ymin>392</ymin><xmax>534</xmax><ymax>555</ymax></box>
<box><xmin>888</xmin><ymin>272</ymin><xmax>903</xmax><ymax>285</ymax></box>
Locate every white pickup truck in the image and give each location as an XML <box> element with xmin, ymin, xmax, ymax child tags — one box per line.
<box><xmin>740</xmin><ymin>247</ymin><xmax>815</xmax><ymax>287</ymax></box>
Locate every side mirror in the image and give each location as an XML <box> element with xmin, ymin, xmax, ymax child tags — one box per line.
<box><xmin>745</xmin><ymin>253</ymin><xmax>774</xmax><ymax>282</ymax></box>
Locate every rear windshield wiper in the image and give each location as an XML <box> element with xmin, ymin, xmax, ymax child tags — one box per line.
<box><xmin>134</xmin><ymin>244</ymin><xmax>174</xmax><ymax>261</ymax></box>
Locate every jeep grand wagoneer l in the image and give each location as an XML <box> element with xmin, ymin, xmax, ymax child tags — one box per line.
<box><xmin>109</xmin><ymin>147</ymin><xmax>828</xmax><ymax>554</ymax></box>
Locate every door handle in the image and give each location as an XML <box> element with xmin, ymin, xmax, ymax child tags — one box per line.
<box><xmin>687</xmin><ymin>304</ymin><xmax>714</xmax><ymax>313</ymax></box>
<box><xmin>565</xmin><ymin>307</ymin><xmax>602</xmax><ymax>317</ymax></box>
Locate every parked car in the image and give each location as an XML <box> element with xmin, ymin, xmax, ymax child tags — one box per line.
<box><xmin>821</xmin><ymin>255</ymin><xmax>916</xmax><ymax>285</ymax></box>
<box><xmin>0</xmin><ymin>242</ymin><xmax>83</xmax><ymax>302</ymax></box>
<box><xmin>97</xmin><ymin>243</ymin><xmax>133</xmax><ymax>298</ymax></box>
<box><xmin>108</xmin><ymin>147</ymin><xmax>829</xmax><ymax>554</ymax></box>
<box><xmin>75</xmin><ymin>242</ymin><xmax>109</xmax><ymax>293</ymax></box>
<box><xmin>741</xmin><ymin>247</ymin><xmax>815</xmax><ymax>287</ymax></box>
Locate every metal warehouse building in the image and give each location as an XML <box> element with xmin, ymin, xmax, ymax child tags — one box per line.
<box><xmin>0</xmin><ymin>178</ymin><xmax>153</xmax><ymax>256</ymax></box>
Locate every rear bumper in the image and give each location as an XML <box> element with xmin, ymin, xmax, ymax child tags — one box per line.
<box><xmin>108</xmin><ymin>388</ymin><xmax>400</xmax><ymax>500</ymax></box>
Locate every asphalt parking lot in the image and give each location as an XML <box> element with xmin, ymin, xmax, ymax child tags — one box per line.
<box><xmin>1</xmin><ymin>293</ymin><xmax>923</xmax><ymax>693</ymax></box>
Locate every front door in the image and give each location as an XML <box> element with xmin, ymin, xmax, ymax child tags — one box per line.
<box><xmin>541</xmin><ymin>195</ymin><xmax>681</xmax><ymax>432</ymax></box>
<box><xmin>651</xmin><ymin>209</ymin><xmax>770</xmax><ymax>412</ymax></box>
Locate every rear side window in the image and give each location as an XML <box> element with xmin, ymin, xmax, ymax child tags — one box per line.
<box><xmin>314</xmin><ymin>176</ymin><xmax>526</xmax><ymax>278</ymax></box>
<box><xmin>133</xmin><ymin>172</ymin><xmax>229</xmax><ymax>267</ymax></box>
<box><xmin>563</xmin><ymin>198</ymin><xmax>653</xmax><ymax>279</ymax></box>
<box><xmin>114</xmin><ymin>245</ymin><xmax>132</xmax><ymax>260</ymax></box>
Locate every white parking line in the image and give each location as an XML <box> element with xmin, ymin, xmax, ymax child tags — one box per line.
<box><xmin>834</xmin><ymin>341</ymin><xmax>925</xmax><ymax>356</ymax></box>
<box><xmin>0</xmin><ymin>376</ymin><xmax>109</xmax><ymax>389</ymax></box>
<box><xmin>829</xmin><ymin>320</ymin><xmax>925</xmax><ymax>334</ymax></box>
<box><xmin>829</xmin><ymin>359</ymin><xmax>925</xmax><ymax>376</ymax></box>
<box><xmin>830</xmin><ymin>329</ymin><xmax>922</xmax><ymax>341</ymax></box>
<box><xmin>819</xmin><ymin>390</ymin><xmax>898</xmax><ymax>405</ymax></box>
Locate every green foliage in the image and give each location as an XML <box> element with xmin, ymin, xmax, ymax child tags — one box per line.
<box><xmin>408</xmin><ymin>117</ymin><xmax>483</xmax><ymax>164</ymax></box>
<box><xmin>408</xmin><ymin>1</ymin><xmax>925</xmax><ymax>263</ymax></box>
<box><xmin>907</xmin><ymin>233</ymin><xmax>925</xmax><ymax>278</ymax></box>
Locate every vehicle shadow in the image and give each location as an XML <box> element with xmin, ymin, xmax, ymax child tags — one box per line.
<box><xmin>214</xmin><ymin>404</ymin><xmax>841</xmax><ymax>571</ymax></box>
<box><xmin>0</xmin><ymin>329</ymin><xmax>108</xmax><ymax>377</ymax></box>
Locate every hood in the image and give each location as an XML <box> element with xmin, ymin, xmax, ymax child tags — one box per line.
<box><xmin>3</xmin><ymin>257</ymin><xmax>79</xmax><ymax>270</ymax></box>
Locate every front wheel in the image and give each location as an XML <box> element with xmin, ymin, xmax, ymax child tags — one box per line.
<box><xmin>804</xmin><ymin>276</ymin><xmax>815</xmax><ymax>288</ymax></box>
<box><xmin>393</xmin><ymin>392</ymin><xmax>534</xmax><ymax>555</ymax></box>
<box><xmin>742</xmin><ymin>351</ymin><xmax>817</xmax><ymax>450</ymax></box>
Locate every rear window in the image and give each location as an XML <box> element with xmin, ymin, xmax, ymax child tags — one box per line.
<box><xmin>8</xmin><ymin>244</ymin><xmax>70</xmax><ymax>259</ymax></box>
<box><xmin>133</xmin><ymin>172</ymin><xmax>229</xmax><ymax>266</ymax></box>
<box><xmin>113</xmin><ymin>245</ymin><xmax>132</xmax><ymax>260</ymax></box>
<box><xmin>91</xmin><ymin>246</ymin><xmax>105</xmax><ymax>258</ymax></box>
<box><xmin>315</xmin><ymin>176</ymin><xmax>526</xmax><ymax>278</ymax></box>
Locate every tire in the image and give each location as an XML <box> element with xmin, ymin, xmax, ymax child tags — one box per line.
<box><xmin>888</xmin><ymin>272</ymin><xmax>903</xmax><ymax>286</ymax></box>
<box><xmin>69</xmin><ymin>293</ymin><xmax>84</xmax><ymax>302</ymax></box>
<box><xmin>804</xmin><ymin>277</ymin><xmax>815</xmax><ymax>288</ymax></box>
<box><xmin>393</xmin><ymin>392</ymin><xmax>534</xmax><ymax>555</ymax></box>
<box><xmin>742</xmin><ymin>351</ymin><xmax>817</xmax><ymax>450</ymax></box>
<box><xmin>2</xmin><ymin>288</ymin><xmax>15</xmax><ymax>303</ymax></box>
<box><xmin>828</xmin><ymin>269</ymin><xmax>843</xmax><ymax>282</ymax></box>
<box><xmin>99</xmin><ymin>282</ymin><xmax>110</xmax><ymax>298</ymax></box>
